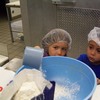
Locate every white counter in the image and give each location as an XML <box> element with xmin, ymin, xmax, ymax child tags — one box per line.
<box><xmin>91</xmin><ymin>85</ymin><xmax>100</xmax><ymax>100</ymax></box>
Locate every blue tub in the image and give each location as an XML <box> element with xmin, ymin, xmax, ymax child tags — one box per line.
<box><xmin>41</xmin><ymin>56</ymin><xmax>97</xmax><ymax>100</ymax></box>
<box><xmin>16</xmin><ymin>56</ymin><xmax>96</xmax><ymax>100</ymax></box>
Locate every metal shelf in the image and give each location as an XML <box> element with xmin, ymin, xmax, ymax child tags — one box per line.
<box><xmin>6</xmin><ymin>1</ymin><xmax>23</xmax><ymax>42</ymax></box>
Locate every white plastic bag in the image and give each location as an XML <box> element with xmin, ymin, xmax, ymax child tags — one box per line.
<box><xmin>0</xmin><ymin>69</ymin><xmax>52</xmax><ymax>100</ymax></box>
<box><xmin>0</xmin><ymin>67</ymin><xmax>15</xmax><ymax>95</ymax></box>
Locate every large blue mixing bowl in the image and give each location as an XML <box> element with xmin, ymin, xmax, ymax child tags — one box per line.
<box><xmin>41</xmin><ymin>56</ymin><xmax>97</xmax><ymax>100</ymax></box>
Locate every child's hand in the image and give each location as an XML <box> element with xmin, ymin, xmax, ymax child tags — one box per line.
<box><xmin>97</xmin><ymin>78</ymin><xmax>100</xmax><ymax>85</ymax></box>
<box><xmin>34</xmin><ymin>46</ymin><xmax>41</xmax><ymax>49</ymax></box>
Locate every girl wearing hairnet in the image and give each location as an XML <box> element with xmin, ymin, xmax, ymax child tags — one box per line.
<box><xmin>41</xmin><ymin>28</ymin><xmax>72</xmax><ymax>57</ymax></box>
<box><xmin>77</xmin><ymin>27</ymin><xmax>100</xmax><ymax>84</ymax></box>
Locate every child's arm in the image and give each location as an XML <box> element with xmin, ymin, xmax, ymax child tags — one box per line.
<box><xmin>97</xmin><ymin>78</ymin><xmax>100</xmax><ymax>85</ymax></box>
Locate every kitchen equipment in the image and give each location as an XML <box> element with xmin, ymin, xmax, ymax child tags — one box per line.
<box><xmin>41</xmin><ymin>56</ymin><xmax>97</xmax><ymax>100</ymax></box>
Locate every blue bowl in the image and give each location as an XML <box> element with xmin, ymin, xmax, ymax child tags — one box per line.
<box><xmin>16</xmin><ymin>56</ymin><xmax>96</xmax><ymax>100</ymax></box>
<box><xmin>41</xmin><ymin>56</ymin><xmax>97</xmax><ymax>100</ymax></box>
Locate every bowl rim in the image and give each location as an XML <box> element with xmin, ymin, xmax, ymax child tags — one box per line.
<box><xmin>42</xmin><ymin>56</ymin><xmax>97</xmax><ymax>100</ymax></box>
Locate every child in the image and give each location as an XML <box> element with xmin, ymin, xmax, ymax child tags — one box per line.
<box><xmin>41</xmin><ymin>28</ymin><xmax>72</xmax><ymax>57</ymax></box>
<box><xmin>77</xmin><ymin>27</ymin><xmax>100</xmax><ymax>84</ymax></box>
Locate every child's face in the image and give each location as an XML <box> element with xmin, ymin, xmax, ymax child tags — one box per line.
<box><xmin>48</xmin><ymin>42</ymin><xmax>68</xmax><ymax>56</ymax></box>
<box><xmin>87</xmin><ymin>40</ymin><xmax>100</xmax><ymax>64</ymax></box>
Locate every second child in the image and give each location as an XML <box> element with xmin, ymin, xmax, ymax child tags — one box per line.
<box><xmin>77</xmin><ymin>27</ymin><xmax>100</xmax><ymax>84</ymax></box>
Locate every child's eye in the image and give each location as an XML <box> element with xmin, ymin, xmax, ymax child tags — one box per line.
<box><xmin>53</xmin><ymin>46</ymin><xmax>58</xmax><ymax>49</ymax></box>
<box><xmin>62</xmin><ymin>48</ymin><xmax>67</xmax><ymax>51</ymax></box>
<box><xmin>97</xmin><ymin>49</ymin><xmax>100</xmax><ymax>53</ymax></box>
<box><xmin>89</xmin><ymin>45</ymin><xmax>93</xmax><ymax>49</ymax></box>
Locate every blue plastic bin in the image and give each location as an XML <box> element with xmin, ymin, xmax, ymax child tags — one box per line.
<box><xmin>16</xmin><ymin>56</ymin><xmax>96</xmax><ymax>100</ymax></box>
<box><xmin>41</xmin><ymin>56</ymin><xmax>97</xmax><ymax>100</ymax></box>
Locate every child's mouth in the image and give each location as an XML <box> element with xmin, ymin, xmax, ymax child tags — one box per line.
<box><xmin>89</xmin><ymin>57</ymin><xmax>95</xmax><ymax>62</ymax></box>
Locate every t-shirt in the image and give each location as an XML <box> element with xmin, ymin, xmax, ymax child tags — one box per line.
<box><xmin>77</xmin><ymin>54</ymin><xmax>100</xmax><ymax>78</ymax></box>
<box><xmin>43</xmin><ymin>52</ymin><xmax>49</xmax><ymax>57</ymax></box>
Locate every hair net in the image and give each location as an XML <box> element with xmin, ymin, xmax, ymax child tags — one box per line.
<box><xmin>88</xmin><ymin>27</ymin><xmax>100</xmax><ymax>46</ymax></box>
<box><xmin>41</xmin><ymin>28</ymin><xmax>72</xmax><ymax>52</ymax></box>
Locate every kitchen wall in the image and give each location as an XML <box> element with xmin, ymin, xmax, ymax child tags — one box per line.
<box><xmin>20</xmin><ymin>0</ymin><xmax>100</xmax><ymax>58</ymax></box>
<box><xmin>75</xmin><ymin>0</ymin><xmax>100</xmax><ymax>9</ymax></box>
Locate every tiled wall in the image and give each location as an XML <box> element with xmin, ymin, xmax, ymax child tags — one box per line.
<box><xmin>20</xmin><ymin>0</ymin><xmax>100</xmax><ymax>58</ymax></box>
<box><xmin>57</xmin><ymin>7</ymin><xmax>100</xmax><ymax>57</ymax></box>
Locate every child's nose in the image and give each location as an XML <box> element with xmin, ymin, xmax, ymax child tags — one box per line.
<box><xmin>57</xmin><ymin>49</ymin><xmax>62</xmax><ymax>56</ymax></box>
<box><xmin>91</xmin><ymin>50</ymin><xmax>96</xmax><ymax>55</ymax></box>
